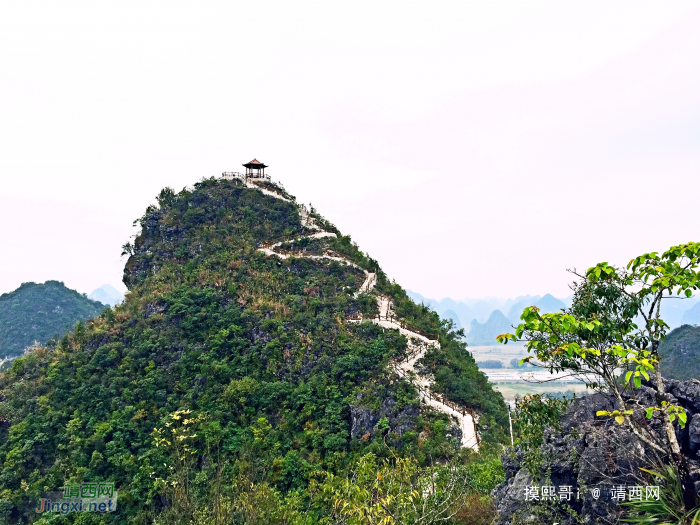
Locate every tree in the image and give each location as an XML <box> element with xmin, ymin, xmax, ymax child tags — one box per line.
<box><xmin>498</xmin><ymin>242</ymin><xmax>700</xmax><ymax>511</ymax></box>
<box><xmin>315</xmin><ymin>453</ymin><xmax>474</xmax><ymax>525</ymax></box>
<box><xmin>511</xmin><ymin>394</ymin><xmax>570</xmax><ymax>476</ymax></box>
<box><xmin>510</xmin><ymin>357</ymin><xmax>531</xmax><ymax>369</ymax></box>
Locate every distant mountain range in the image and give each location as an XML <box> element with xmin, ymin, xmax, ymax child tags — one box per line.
<box><xmin>466</xmin><ymin>294</ymin><xmax>567</xmax><ymax>345</ymax></box>
<box><xmin>407</xmin><ymin>290</ymin><xmax>700</xmax><ymax>346</ymax></box>
<box><xmin>88</xmin><ymin>284</ymin><xmax>125</xmax><ymax>306</ymax></box>
<box><xmin>505</xmin><ymin>294</ymin><xmax>567</xmax><ymax>323</ymax></box>
<box><xmin>467</xmin><ymin>310</ymin><xmax>513</xmax><ymax>346</ymax></box>
<box><xmin>441</xmin><ymin>309</ymin><xmax>462</xmax><ymax>330</ymax></box>
<box><xmin>406</xmin><ymin>291</ymin><xmax>568</xmax><ymax>326</ymax></box>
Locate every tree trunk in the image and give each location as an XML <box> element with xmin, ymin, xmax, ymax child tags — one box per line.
<box><xmin>674</xmin><ymin>451</ymin><xmax>696</xmax><ymax>512</ymax></box>
<box><xmin>654</xmin><ymin>364</ymin><xmax>681</xmax><ymax>456</ymax></box>
<box><xmin>655</xmin><ymin>361</ymin><xmax>696</xmax><ymax>510</ymax></box>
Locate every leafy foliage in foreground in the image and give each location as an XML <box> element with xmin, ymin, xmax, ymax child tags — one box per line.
<box><xmin>150</xmin><ymin>408</ymin><xmax>503</xmax><ymax>525</ymax></box>
<box><xmin>624</xmin><ymin>463</ymin><xmax>700</xmax><ymax>525</ymax></box>
<box><xmin>0</xmin><ymin>280</ymin><xmax>106</xmax><ymax>359</ymax></box>
<box><xmin>0</xmin><ymin>178</ymin><xmax>506</xmax><ymax>523</ymax></box>
<box><xmin>499</xmin><ymin>242</ymin><xmax>700</xmax><ymax>512</ymax></box>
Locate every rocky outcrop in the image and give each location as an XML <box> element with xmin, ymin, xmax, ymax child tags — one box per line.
<box><xmin>350</xmin><ymin>393</ymin><xmax>420</xmax><ymax>440</ymax></box>
<box><xmin>494</xmin><ymin>381</ymin><xmax>700</xmax><ymax>524</ymax></box>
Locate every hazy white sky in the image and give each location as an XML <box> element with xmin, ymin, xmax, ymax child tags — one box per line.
<box><xmin>1</xmin><ymin>1</ymin><xmax>699</xmax><ymax>300</ymax></box>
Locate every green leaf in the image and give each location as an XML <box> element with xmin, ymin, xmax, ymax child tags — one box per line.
<box><xmin>596</xmin><ymin>410</ymin><xmax>608</xmax><ymax>417</ymax></box>
<box><xmin>625</xmin><ymin>371</ymin><xmax>632</xmax><ymax>383</ymax></box>
<box><xmin>639</xmin><ymin>467</ymin><xmax>667</xmax><ymax>480</ymax></box>
<box><xmin>645</xmin><ymin>408</ymin><xmax>654</xmax><ymax>419</ymax></box>
<box><xmin>685</xmin><ymin>289</ymin><xmax>692</xmax><ymax>298</ymax></box>
<box><xmin>615</xmin><ymin>415</ymin><xmax>624</xmax><ymax>424</ymax></box>
<box><xmin>634</xmin><ymin>376</ymin><xmax>641</xmax><ymax>389</ymax></box>
<box><xmin>497</xmin><ymin>334</ymin><xmax>511</xmax><ymax>344</ymax></box>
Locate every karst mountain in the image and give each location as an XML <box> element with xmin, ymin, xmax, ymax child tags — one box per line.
<box><xmin>0</xmin><ymin>175</ymin><xmax>507</xmax><ymax>523</ymax></box>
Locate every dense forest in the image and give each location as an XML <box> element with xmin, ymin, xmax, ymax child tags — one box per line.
<box><xmin>0</xmin><ymin>281</ymin><xmax>106</xmax><ymax>359</ymax></box>
<box><xmin>0</xmin><ymin>178</ymin><xmax>508</xmax><ymax>524</ymax></box>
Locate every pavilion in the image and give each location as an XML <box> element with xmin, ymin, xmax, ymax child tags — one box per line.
<box><xmin>243</xmin><ymin>159</ymin><xmax>268</xmax><ymax>178</ymax></box>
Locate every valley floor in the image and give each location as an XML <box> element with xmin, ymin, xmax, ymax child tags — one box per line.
<box><xmin>470</xmin><ymin>344</ymin><xmax>588</xmax><ymax>403</ymax></box>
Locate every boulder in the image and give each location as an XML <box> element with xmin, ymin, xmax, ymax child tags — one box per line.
<box><xmin>493</xmin><ymin>379</ymin><xmax>700</xmax><ymax>524</ymax></box>
<box><xmin>349</xmin><ymin>393</ymin><xmax>419</xmax><ymax>441</ymax></box>
<box><xmin>689</xmin><ymin>413</ymin><xmax>700</xmax><ymax>457</ymax></box>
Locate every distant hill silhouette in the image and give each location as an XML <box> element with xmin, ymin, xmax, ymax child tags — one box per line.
<box><xmin>88</xmin><ymin>284</ymin><xmax>124</xmax><ymax>306</ymax></box>
<box><xmin>406</xmin><ymin>291</ymin><xmax>573</xmax><ymax>333</ymax></box>
<box><xmin>0</xmin><ymin>281</ymin><xmax>107</xmax><ymax>359</ymax></box>
<box><xmin>659</xmin><ymin>324</ymin><xmax>700</xmax><ymax>381</ymax></box>
<box><xmin>536</xmin><ymin>293</ymin><xmax>566</xmax><ymax>312</ymax></box>
<box><xmin>681</xmin><ymin>302</ymin><xmax>700</xmax><ymax>326</ymax></box>
<box><xmin>507</xmin><ymin>293</ymin><xmax>566</xmax><ymax>323</ymax></box>
<box><xmin>408</xmin><ymin>290</ymin><xmax>698</xmax><ymax>331</ymax></box>
<box><xmin>467</xmin><ymin>310</ymin><xmax>513</xmax><ymax>346</ymax></box>
<box><xmin>507</xmin><ymin>299</ymin><xmax>534</xmax><ymax>322</ymax></box>
<box><xmin>442</xmin><ymin>309</ymin><xmax>462</xmax><ymax>330</ymax></box>
<box><xmin>503</xmin><ymin>295</ymin><xmax>541</xmax><ymax>321</ymax></box>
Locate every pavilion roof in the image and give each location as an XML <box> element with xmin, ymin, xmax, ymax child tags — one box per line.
<box><xmin>243</xmin><ymin>158</ymin><xmax>268</xmax><ymax>169</ymax></box>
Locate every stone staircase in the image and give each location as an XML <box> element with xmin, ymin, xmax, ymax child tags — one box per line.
<box><xmin>249</xmin><ymin>183</ymin><xmax>479</xmax><ymax>450</ymax></box>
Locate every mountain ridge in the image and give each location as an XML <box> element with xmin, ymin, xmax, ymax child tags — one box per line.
<box><xmin>0</xmin><ymin>280</ymin><xmax>106</xmax><ymax>359</ymax></box>
<box><xmin>408</xmin><ymin>290</ymin><xmax>698</xmax><ymax>333</ymax></box>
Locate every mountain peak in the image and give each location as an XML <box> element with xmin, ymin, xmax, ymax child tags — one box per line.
<box><xmin>0</xmin><ymin>176</ymin><xmax>507</xmax><ymax>522</ymax></box>
<box><xmin>88</xmin><ymin>284</ymin><xmax>125</xmax><ymax>306</ymax></box>
<box><xmin>468</xmin><ymin>309</ymin><xmax>512</xmax><ymax>346</ymax></box>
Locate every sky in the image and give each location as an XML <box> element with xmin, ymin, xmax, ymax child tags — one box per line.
<box><xmin>1</xmin><ymin>1</ymin><xmax>699</xmax><ymax>300</ymax></box>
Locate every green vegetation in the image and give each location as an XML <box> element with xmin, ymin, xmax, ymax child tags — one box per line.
<box><xmin>499</xmin><ymin>243</ymin><xmax>700</xmax><ymax>513</ymax></box>
<box><xmin>0</xmin><ymin>178</ymin><xmax>507</xmax><ymax>523</ymax></box>
<box><xmin>476</xmin><ymin>360</ymin><xmax>502</xmax><ymax>369</ymax></box>
<box><xmin>658</xmin><ymin>324</ymin><xmax>700</xmax><ymax>381</ymax></box>
<box><xmin>0</xmin><ymin>280</ymin><xmax>106</xmax><ymax>359</ymax></box>
<box><xmin>624</xmin><ymin>463</ymin><xmax>700</xmax><ymax>525</ymax></box>
<box><xmin>509</xmin><ymin>357</ymin><xmax>531</xmax><ymax>368</ymax></box>
<box><xmin>510</xmin><ymin>394</ymin><xmax>571</xmax><ymax>476</ymax></box>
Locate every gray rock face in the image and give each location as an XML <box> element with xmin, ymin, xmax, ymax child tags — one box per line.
<box><xmin>493</xmin><ymin>383</ymin><xmax>700</xmax><ymax>525</ymax></box>
<box><xmin>666</xmin><ymin>378</ymin><xmax>700</xmax><ymax>414</ymax></box>
<box><xmin>689</xmin><ymin>414</ymin><xmax>700</xmax><ymax>457</ymax></box>
<box><xmin>350</xmin><ymin>394</ymin><xmax>419</xmax><ymax>441</ymax></box>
